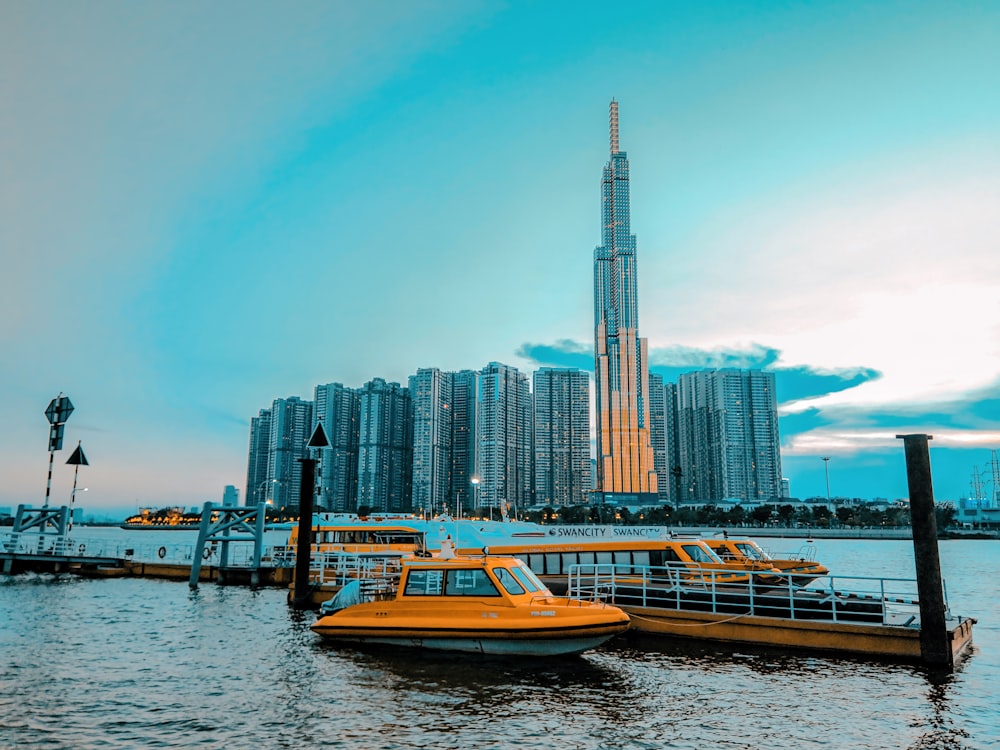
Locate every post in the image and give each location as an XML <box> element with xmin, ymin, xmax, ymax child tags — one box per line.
<box><xmin>896</xmin><ymin>434</ymin><xmax>953</xmax><ymax>670</ymax></box>
<box><xmin>292</xmin><ymin>457</ymin><xmax>316</xmax><ymax>609</ymax></box>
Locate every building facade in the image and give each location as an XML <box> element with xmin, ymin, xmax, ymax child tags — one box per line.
<box><xmin>409</xmin><ymin>368</ymin><xmax>455</xmax><ymax>516</ymax></box>
<box><xmin>314</xmin><ymin>382</ymin><xmax>361</xmax><ymax>512</ymax></box>
<box><xmin>476</xmin><ymin>362</ymin><xmax>532</xmax><ymax>516</ymax></box>
<box><xmin>676</xmin><ymin>369</ymin><xmax>782</xmax><ymax>503</ymax></box>
<box><xmin>268</xmin><ymin>396</ymin><xmax>315</xmax><ymax>512</ymax></box>
<box><xmin>245</xmin><ymin>408</ymin><xmax>272</xmax><ymax>507</ymax></box>
<box><xmin>592</xmin><ymin>100</ymin><xmax>657</xmax><ymax>502</ymax></box>
<box><xmin>532</xmin><ymin>367</ymin><xmax>591</xmax><ymax>506</ymax></box>
<box><xmin>357</xmin><ymin>378</ymin><xmax>414</xmax><ymax>513</ymax></box>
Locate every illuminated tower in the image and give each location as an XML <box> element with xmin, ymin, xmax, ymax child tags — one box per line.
<box><xmin>593</xmin><ymin>100</ymin><xmax>657</xmax><ymax>501</ymax></box>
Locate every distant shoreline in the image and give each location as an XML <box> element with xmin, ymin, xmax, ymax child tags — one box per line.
<box><xmin>52</xmin><ymin>520</ymin><xmax>999</xmax><ymax>541</ymax></box>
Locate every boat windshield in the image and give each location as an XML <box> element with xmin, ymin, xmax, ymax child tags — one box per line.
<box><xmin>735</xmin><ymin>542</ymin><xmax>768</xmax><ymax>561</ymax></box>
<box><xmin>492</xmin><ymin>567</ymin><xmax>525</xmax><ymax>595</ymax></box>
<box><xmin>681</xmin><ymin>543</ymin><xmax>724</xmax><ymax>564</ymax></box>
<box><xmin>508</xmin><ymin>561</ymin><xmax>547</xmax><ymax>593</ymax></box>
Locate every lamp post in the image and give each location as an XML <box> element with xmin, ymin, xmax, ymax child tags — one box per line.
<box><xmin>470</xmin><ymin>476</ymin><xmax>481</xmax><ymax>520</ymax></box>
<box><xmin>822</xmin><ymin>457</ymin><xmax>831</xmax><ymax>500</ymax></box>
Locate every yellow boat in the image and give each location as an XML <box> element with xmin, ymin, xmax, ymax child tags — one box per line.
<box><xmin>310</xmin><ymin>544</ymin><xmax>631</xmax><ymax>656</ymax></box>
<box><xmin>703</xmin><ymin>537</ymin><xmax>829</xmax><ymax>584</ymax></box>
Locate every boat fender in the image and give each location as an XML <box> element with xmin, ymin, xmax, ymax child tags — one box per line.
<box><xmin>157</xmin><ymin>546</ymin><xmax>167</xmax><ymax>559</ymax></box>
<box><xmin>78</xmin><ymin>543</ymin><xmax>86</xmax><ymax>554</ymax></box>
<box><xmin>203</xmin><ymin>547</ymin><xmax>212</xmax><ymax>560</ymax></box>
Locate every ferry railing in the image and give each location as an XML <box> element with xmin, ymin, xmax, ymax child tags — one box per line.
<box><xmin>309</xmin><ymin>551</ymin><xmax>405</xmax><ymax>588</ymax></box>
<box><xmin>568</xmin><ymin>563</ymin><xmax>927</xmax><ymax>627</ymax></box>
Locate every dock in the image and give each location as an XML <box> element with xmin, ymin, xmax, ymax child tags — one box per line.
<box><xmin>566</xmin><ymin>564</ymin><xmax>976</xmax><ymax>663</ymax></box>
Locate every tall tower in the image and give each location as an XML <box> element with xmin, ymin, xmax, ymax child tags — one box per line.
<box><xmin>593</xmin><ymin>100</ymin><xmax>657</xmax><ymax>501</ymax></box>
<box><xmin>676</xmin><ymin>369</ymin><xmax>783</xmax><ymax>502</ymax></box>
<box><xmin>314</xmin><ymin>382</ymin><xmax>360</xmax><ymax>512</ymax></box>
<box><xmin>533</xmin><ymin>368</ymin><xmax>591</xmax><ymax>506</ymax></box>
<box><xmin>476</xmin><ymin>362</ymin><xmax>533</xmax><ymax>516</ymax></box>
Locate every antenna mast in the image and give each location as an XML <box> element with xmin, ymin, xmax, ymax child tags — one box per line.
<box><xmin>610</xmin><ymin>99</ymin><xmax>619</xmax><ymax>154</ymax></box>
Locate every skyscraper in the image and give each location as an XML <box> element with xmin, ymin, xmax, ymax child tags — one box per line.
<box><xmin>676</xmin><ymin>369</ymin><xmax>783</xmax><ymax>502</ymax></box>
<box><xmin>245</xmin><ymin>407</ymin><xmax>272</xmax><ymax>507</ymax></box>
<box><xmin>357</xmin><ymin>378</ymin><xmax>413</xmax><ymax>513</ymax></box>
<box><xmin>593</xmin><ymin>100</ymin><xmax>657</xmax><ymax>502</ymax></box>
<box><xmin>476</xmin><ymin>362</ymin><xmax>532</xmax><ymax>516</ymax></box>
<box><xmin>409</xmin><ymin>368</ymin><xmax>454</xmax><ymax>516</ymax></box>
<box><xmin>314</xmin><ymin>382</ymin><xmax>361</xmax><ymax>512</ymax></box>
<box><xmin>533</xmin><ymin>367</ymin><xmax>591</xmax><ymax>506</ymax></box>
<box><xmin>268</xmin><ymin>396</ymin><xmax>315</xmax><ymax>512</ymax></box>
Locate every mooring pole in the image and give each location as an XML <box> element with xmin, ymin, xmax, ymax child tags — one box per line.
<box><xmin>897</xmin><ymin>433</ymin><xmax>953</xmax><ymax>670</ymax></box>
<box><xmin>291</xmin><ymin>457</ymin><xmax>316</xmax><ymax>609</ymax></box>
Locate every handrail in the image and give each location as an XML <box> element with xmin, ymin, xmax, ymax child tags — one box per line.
<box><xmin>568</xmin><ymin>562</ymin><xmax>927</xmax><ymax>626</ymax></box>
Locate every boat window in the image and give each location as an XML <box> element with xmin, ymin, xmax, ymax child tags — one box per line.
<box><xmin>493</xmin><ymin>567</ymin><xmax>525</xmax><ymax>595</ymax></box>
<box><xmin>632</xmin><ymin>551</ymin><xmax>650</xmax><ymax>568</ymax></box>
<box><xmin>545</xmin><ymin>553</ymin><xmax>562</xmax><ymax>574</ymax></box>
<box><xmin>596</xmin><ymin>552</ymin><xmax>613</xmax><ymax>566</ymax></box>
<box><xmin>509</xmin><ymin>563</ymin><xmax>546</xmax><ymax>593</ymax></box>
<box><xmin>403</xmin><ymin>569</ymin><xmax>444</xmax><ymax>596</ymax></box>
<box><xmin>527</xmin><ymin>554</ymin><xmax>545</xmax><ymax>574</ymax></box>
<box><xmin>445</xmin><ymin>569</ymin><xmax>500</xmax><ymax>596</ymax></box>
<box><xmin>613</xmin><ymin>551</ymin><xmax>631</xmax><ymax>567</ymax></box>
<box><xmin>682</xmin><ymin>544</ymin><xmax>723</xmax><ymax>563</ymax></box>
<box><xmin>578</xmin><ymin>551</ymin><xmax>595</xmax><ymax>566</ymax></box>
<box><xmin>736</xmin><ymin>542</ymin><xmax>766</xmax><ymax>561</ymax></box>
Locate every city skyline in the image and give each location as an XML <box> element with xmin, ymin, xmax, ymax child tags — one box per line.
<box><xmin>3</xmin><ymin>2</ymin><xmax>999</xmax><ymax>514</ymax></box>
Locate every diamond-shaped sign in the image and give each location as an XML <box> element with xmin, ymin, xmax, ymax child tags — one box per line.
<box><xmin>44</xmin><ymin>395</ymin><xmax>74</xmax><ymax>425</ymax></box>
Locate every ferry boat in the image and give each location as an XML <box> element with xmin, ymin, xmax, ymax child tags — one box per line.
<box><xmin>310</xmin><ymin>543</ymin><xmax>631</xmax><ymax>656</ymax></box>
<box><xmin>285</xmin><ymin>514</ymin><xmax>783</xmax><ymax>593</ymax></box>
<box><xmin>121</xmin><ymin>507</ymin><xmax>205</xmax><ymax>530</ymax></box>
<box><xmin>702</xmin><ymin>537</ymin><xmax>829</xmax><ymax>585</ymax></box>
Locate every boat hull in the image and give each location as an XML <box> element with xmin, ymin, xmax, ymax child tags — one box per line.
<box><xmin>311</xmin><ymin>601</ymin><xmax>631</xmax><ymax>656</ymax></box>
<box><xmin>313</xmin><ymin>629</ymin><xmax>625</xmax><ymax>656</ymax></box>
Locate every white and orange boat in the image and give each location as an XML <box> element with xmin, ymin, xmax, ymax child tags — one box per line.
<box><xmin>703</xmin><ymin>536</ymin><xmax>829</xmax><ymax>585</ymax></box>
<box><xmin>310</xmin><ymin>542</ymin><xmax>631</xmax><ymax>656</ymax></box>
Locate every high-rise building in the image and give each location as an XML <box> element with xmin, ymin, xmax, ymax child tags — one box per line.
<box><xmin>592</xmin><ymin>100</ymin><xmax>657</xmax><ymax>502</ymax></box>
<box><xmin>664</xmin><ymin>382</ymin><xmax>682</xmax><ymax>504</ymax></box>
<box><xmin>409</xmin><ymin>368</ymin><xmax>454</xmax><ymax>516</ymax></box>
<box><xmin>647</xmin><ymin>372</ymin><xmax>668</xmax><ymax>503</ymax></box>
<box><xmin>314</xmin><ymin>382</ymin><xmax>361</xmax><ymax>512</ymax></box>
<box><xmin>245</xmin><ymin>408</ymin><xmax>272</xmax><ymax>507</ymax></box>
<box><xmin>533</xmin><ymin>367</ymin><xmax>591</xmax><ymax>506</ymax></box>
<box><xmin>476</xmin><ymin>362</ymin><xmax>532</xmax><ymax>516</ymax></box>
<box><xmin>676</xmin><ymin>369</ymin><xmax>783</xmax><ymax>503</ymax></box>
<box><xmin>268</xmin><ymin>396</ymin><xmax>315</xmax><ymax>512</ymax></box>
<box><xmin>357</xmin><ymin>378</ymin><xmax>413</xmax><ymax>513</ymax></box>
<box><xmin>450</xmin><ymin>369</ymin><xmax>479</xmax><ymax>514</ymax></box>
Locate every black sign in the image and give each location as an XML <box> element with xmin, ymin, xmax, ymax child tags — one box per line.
<box><xmin>45</xmin><ymin>395</ymin><xmax>74</xmax><ymax>425</ymax></box>
<box><xmin>48</xmin><ymin>423</ymin><xmax>65</xmax><ymax>452</ymax></box>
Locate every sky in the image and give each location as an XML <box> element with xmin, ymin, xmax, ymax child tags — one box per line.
<box><xmin>3</xmin><ymin>1</ymin><xmax>999</xmax><ymax>517</ymax></box>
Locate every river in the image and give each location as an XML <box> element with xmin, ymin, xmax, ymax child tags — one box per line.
<box><xmin>1</xmin><ymin>530</ymin><xmax>997</xmax><ymax>749</ymax></box>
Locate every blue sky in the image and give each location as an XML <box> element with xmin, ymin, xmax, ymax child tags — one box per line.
<box><xmin>3</xmin><ymin>1</ymin><xmax>999</xmax><ymax>516</ymax></box>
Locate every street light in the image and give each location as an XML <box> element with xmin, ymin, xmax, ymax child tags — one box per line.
<box><xmin>470</xmin><ymin>476</ymin><xmax>481</xmax><ymax>520</ymax></box>
<box><xmin>822</xmin><ymin>457</ymin><xmax>831</xmax><ymax>500</ymax></box>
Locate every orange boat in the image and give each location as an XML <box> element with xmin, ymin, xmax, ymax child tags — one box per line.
<box><xmin>310</xmin><ymin>544</ymin><xmax>630</xmax><ymax>656</ymax></box>
<box><xmin>703</xmin><ymin>537</ymin><xmax>829</xmax><ymax>585</ymax></box>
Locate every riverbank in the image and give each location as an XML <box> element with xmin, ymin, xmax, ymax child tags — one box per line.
<box><xmin>667</xmin><ymin>525</ymin><xmax>999</xmax><ymax>540</ymax></box>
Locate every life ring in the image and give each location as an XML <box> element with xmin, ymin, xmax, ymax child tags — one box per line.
<box><xmin>203</xmin><ymin>547</ymin><xmax>212</xmax><ymax>560</ymax></box>
<box><xmin>78</xmin><ymin>543</ymin><xmax>86</xmax><ymax>554</ymax></box>
<box><xmin>157</xmin><ymin>546</ymin><xmax>167</xmax><ymax>559</ymax></box>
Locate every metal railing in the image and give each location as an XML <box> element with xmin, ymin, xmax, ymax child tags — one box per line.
<box><xmin>567</xmin><ymin>562</ymin><xmax>926</xmax><ymax>627</ymax></box>
<box><xmin>0</xmin><ymin>530</ymin><xmax>285</xmax><ymax>569</ymax></box>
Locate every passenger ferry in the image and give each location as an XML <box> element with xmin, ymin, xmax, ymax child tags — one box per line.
<box><xmin>283</xmin><ymin>514</ymin><xmax>784</xmax><ymax>597</ymax></box>
<box><xmin>310</xmin><ymin>541</ymin><xmax>631</xmax><ymax>656</ymax></box>
<box><xmin>121</xmin><ymin>507</ymin><xmax>206</xmax><ymax>530</ymax></box>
